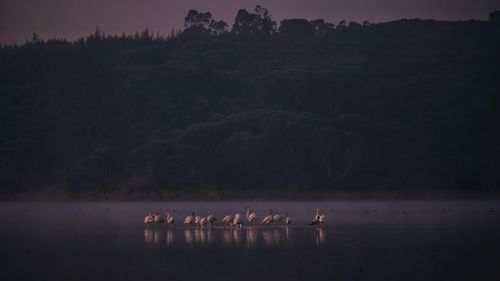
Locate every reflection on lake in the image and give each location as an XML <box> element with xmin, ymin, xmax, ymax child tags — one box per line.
<box><xmin>315</xmin><ymin>227</ymin><xmax>325</xmax><ymax>246</ymax></box>
<box><xmin>144</xmin><ymin>226</ymin><xmax>304</xmax><ymax>247</ymax></box>
<box><xmin>2</xmin><ymin>201</ymin><xmax>500</xmax><ymax>281</ymax></box>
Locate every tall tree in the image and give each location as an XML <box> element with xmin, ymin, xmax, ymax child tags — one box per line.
<box><xmin>310</xmin><ymin>19</ymin><xmax>335</xmax><ymax>36</ymax></box>
<box><xmin>489</xmin><ymin>10</ymin><xmax>500</xmax><ymax>22</ymax></box>
<box><xmin>184</xmin><ymin>9</ymin><xmax>228</xmax><ymax>35</ymax></box>
<box><xmin>232</xmin><ymin>5</ymin><xmax>276</xmax><ymax>36</ymax></box>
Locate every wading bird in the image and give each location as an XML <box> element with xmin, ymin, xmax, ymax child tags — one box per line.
<box><xmin>261</xmin><ymin>210</ymin><xmax>274</xmax><ymax>224</ymax></box>
<box><xmin>221</xmin><ymin>214</ymin><xmax>233</xmax><ymax>225</ymax></box>
<box><xmin>272</xmin><ymin>212</ymin><xmax>282</xmax><ymax>223</ymax></box>
<box><xmin>207</xmin><ymin>215</ymin><xmax>217</xmax><ymax>226</ymax></box>
<box><xmin>194</xmin><ymin>215</ymin><xmax>202</xmax><ymax>225</ymax></box>
<box><xmin>184</xmin><ymin>212</ymin><xmax>195</xmax><ymax>224</ymax></box>
<box><xmin>245</xmin><ymin>207</ymin><xmax>258</xmax><ymax>224</ymax></box>
<box><xmin>319</xmin><ymin>213</ymin><xmax>326</xmax><ymax>223</ymax></box>
<box><xmin>283</xmin><ymin>211</ymin><xmax>291</xmax><ymax>225</ymax></box>
<box><xmin>232</xmin><ymin>213</ymin><xmax>242</xmax><ymax>227</ymax></box>
<box><xmin>165</xmin><ymin>209</ymin><xmax>175</xmax><ymax>224</ymax></box>
<box><xmin>154</xmin><ymin>212</ymin><xmax>164</xmax><ymax>223</ymax></box>
<box><xmin>309</xmin><ymin>208</ymin><xmax>326</xmax><ymax>225</ymax></box>
<box><xmin>199</xmin><ymin>217</ymin><xmax>207</xmax><ymax>227</ymax></box>
<box><xmin>144</xmin><ymin>212</ymin><xmax>154</xmax><ymax>224</ymax></box>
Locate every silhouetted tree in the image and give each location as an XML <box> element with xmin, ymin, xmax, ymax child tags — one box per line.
<box><xmin>209</xmin><ymin>20</ymin><xmax>228</xmax><ymax>35</ymax></box>
<box><xmin>489</xmin><ymin>10</ymin><xmax>500</xmax><ymax>22</ymax></box>
<box><xmin>26</xmin><ymin>32</ymin><xmax>41</xmax><ymax>45</ymax></box>
<box><xmin>184</xmin><ymin>9</ymin><xmax>228</xmax><ymax>35</ymax></box>
<box><xmin>337</xmin><ymin>20</ymin><xmax>347</xmax><ymax>30</ymax></box>
<box><xmin>310</xmin><ymin>19</ymin><xmax>335</xmax><ymax>36</ymax></box>
<box><xmin>254</xmin><ymin>5</ymin><xmax>276</xmax><ymax>34</ymax></box>
<box><xmin>348</xmin><ymin>21</ymin><xmax>362</xmax><ymax>29</ymax></box>
<box><xmin>93</xmin><ymin>26</ymin><xmax>103</xmax><ymax>38</ymax></box>
<box><xmin>279</xmin><ymin>19</ymin><xmax>315</xmax><ymax>37</ymax></box>
<box><xmin>184</xmin><ymin>9</ymin><xmax>213</xmax><ymax>31</ymax></box>
<box><xmin>232</xmin><ymin>5</ymin><xmax>276</xmax><ymax>35</ymax></box>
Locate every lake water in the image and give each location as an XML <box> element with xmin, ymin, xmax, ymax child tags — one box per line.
<box><xmin>1</xmin><ymin>201</ymin><xmax>499</xmax><ymax>281</ymax></box>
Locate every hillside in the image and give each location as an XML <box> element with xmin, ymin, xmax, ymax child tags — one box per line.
<box><xmin>1</xmin><ymin>8</ymin><xmax>499</xmax><ymax>198</ymax></box>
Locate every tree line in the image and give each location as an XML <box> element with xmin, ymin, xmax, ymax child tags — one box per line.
<box><xmin>0</xmin><ymin>7</ymin><xmax>499</xmax><ymax>198</ymax></box>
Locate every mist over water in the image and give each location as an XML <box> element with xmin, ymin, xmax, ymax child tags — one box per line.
<box><xmin>1</xmin><ymin>201</ymin><xmax>499</xmax><ymax>281</ymax></box>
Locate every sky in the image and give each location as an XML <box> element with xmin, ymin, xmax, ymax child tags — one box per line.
<box><xmin>1</xmin><ymin>0</ymin><xmax>499</xmax><ymax>44</ymax></box>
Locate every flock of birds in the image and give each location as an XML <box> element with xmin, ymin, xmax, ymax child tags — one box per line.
<box><xmin>144</xmin><ymin>207</ymin><xmax>326</xmax><ymax>227</ymax></box>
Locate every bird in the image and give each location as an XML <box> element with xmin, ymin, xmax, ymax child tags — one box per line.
<box><xmin>184</xmin><ymin>212</ymin><xmax>195</xmax><ymax>224</ymax></box>
<box><xmin>232</xmin><ymin>213</ymin><xmax>242</xmax><ymax>227</ymax></box>
<box><xmin>207</xmin><ymin>215</ymin><xmax>217</xmax><ymax>226</ymax></box>
<box><xmin>261</xmin><ymin>210</ymin><xmax>274</xmax><ymax>224</ymax></box>
<box><xmin>272</xmin><ymin>212</ymin><xmax>283</xmax><ymax>223</ymax></box>
<box><xmin>194</xmin><ymin>215</ymin><xmax>202</xmax><ymax>225</ymax></box>
<box><xmin>309</xmin><ymin>208</ymin><xmax>326</xmax><ymax>225</ymax></box>
<box><xmin>199</xmin><ymin>217</ymin><xmax>207</xmax><ymax>227</ymax></box>
<box><xmin>245</xmin><ymin>207</ymin><xmax>259</xmax><ymax>224</ymax></box>
<box><xmin>319</xmin><ymin>213</ymin><xmax>326</xmax><ymax>224</ymax></box>
<box><xmin>165</xmin><ymin>209</ymin><xmax>175</xmax><ymax>224</ymax></box>
<box><xmin>144</xmin><ymin>212</ymin><xmax>154</xmax><ymax>224</ymax></box>
<box><xmin>283</xmin><ymin>211</ymin><xmax>291</xmax><ymax>225</ymax></box>
<box><xmin>221</xmin><ymin>214</ymin><xmax>233</xmax><ymax>225</ymax></box>
<box><xmin>154</xmin><ymin>212</ymin><xmax>164</xmax><ymax>223</ymax></box>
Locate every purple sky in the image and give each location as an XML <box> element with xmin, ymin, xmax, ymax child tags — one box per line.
<box><xmin>1</xmin><ymin>0</ymin><xmax>499</xmax><ymax>44</ymax></box>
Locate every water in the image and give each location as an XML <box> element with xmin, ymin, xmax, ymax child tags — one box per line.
<box><xmin>1</xmin><ymin>201</ymin><xmax>499</xmax><ymax>281</ymax></box>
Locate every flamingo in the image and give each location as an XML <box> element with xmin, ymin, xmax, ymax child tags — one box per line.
<box><xmin>283</xmin><ymin>211</ymin><xmax>291</xmax><ymax>225</ymax></box>
<box><xmin>245</xmin><ymin>207</ymin><xmax>259</xmax><ymax>224</ymax></box>
<box><xmin>261</xmin><ymin>210</ymin><xmax>274</xmax><ymax>224</ymax></box>
<box><xmin>165</xmin><ymin>209</ymin><xmax>175</xmax><ymax>224</ymax></box>
<box><xmin>194</xmin><ymin>215</ymin><xmax>202</xmax><ymax>225</ymax></box>
<box><xmin>199</xmin><ymin>217</ymin><xmax>207</xmax><ymax>227</ymax></box>
<box><xmin>232</xmin><ymin>213</ymin><xmax>242</xmax><ymax>227</ymax></box>
<box><xmin>221</xmin><ymin>214</ymin><xmax>233</xmax><ymax>225</ymax></box>
<box><xmin>309</xmin><ymin>208</ymin><xmax>326</xmax><ymax>225</ymax></box>
<box><xmin>154</xmin><ymin>212</ymin><xmax>164</xmax><ymax>223</ymax></box>
<box><xmin>184</xmin><ymin>212</ymin><xmax>195</xmax><ymax>224</ymax></box>
<box><xmin>144</xmin><ymin>212</ymin><xmax>153</xmax><ymax>224</ymax></box>
<box><xmin>207</xmin><ymin>215</ymin><xmax>217</xmax><ymax>226</ymax></box>
<box><xmin>272</xmin><ymin>212</ymin><xmax>282</xmax><ymax>223</ymax></box>
<box><xmin>319</xmin><ymin>213</ymin><xmax>326</xmax><ymax>223</ymax></box>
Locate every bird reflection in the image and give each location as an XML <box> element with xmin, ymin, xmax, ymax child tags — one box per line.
<box><xmin>261</xmin><ymin>227</ymin><xmax>288</xmax><ymax>246</ymax></box>
<box><xmin>272</xmin><ymin>228</ymin><xmax>282</xmax><ymax>244</ymax></box>
<box><xmin>184</xmin><ymin>228</ymin><xmax>194</xmax><ymax>246</ymax></box>
<box><xmin>206</xmin><ymin>228</ymin><xmax>214</xmax><ymax>244</ymax></box>
<box><xmin>315</xmin><ymin>227</ymin><xmax>325</xmax><ymax>247</ymax></box>
<box><xmin>246</xmin><ymin>226</ymin><xmax>258</xmax><ymax>247</ymax></box>
<box><xmin>285</xmin><ymin>226</ymin><xmax>289</xmax><ymax>244</ymax></box>
<box><xmin>182</xmin><ymin>228</ymin><xmax>215</xmax><ymax>245</ymax></box>
<box><xmin>261</xmin><ymin>229</ymin><xmax>274</xmax><ymax>246</ymax></box>
<box><xmin>194</xmin><ymin>228</ymin><xmax>206</xmax><ymax>244</ymax></box>
<box><xmin>146</xmin><ymin>226</ymin><xmax>324</xmax><ymax>248</ymax></box>
<box><xmin>232</xmin><ymin>228</ymin><xmax>242</xmax><ymax>244</ymax></box>
<box><xmin>222</xmin><ymin>228</ymin><xmax>233</xmax><ymax>244</ymax></box>
<box><xmin>144</xmin><ymin>228</ymin><xmax>153</xmax><ymax>244</ymax></box>
<box><xmin>221</xmin><ymin>228</ymin><xmax>242</xmax><ymax>245</ymax></box>
<box><xmin>166</xmin><ymin>229</ymin><xmax>174</xmax><ymax>247</ymax></box>
<box><xmin>144</xmin><ymin>228</ymin><xmax>162</xmax><ymax>246</ymax></box>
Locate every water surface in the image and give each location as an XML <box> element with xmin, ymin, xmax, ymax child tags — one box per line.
<box><xmin>1</xmin><ymin>201</ymin><xmax>499</xmax><ymax>281</ymax></box>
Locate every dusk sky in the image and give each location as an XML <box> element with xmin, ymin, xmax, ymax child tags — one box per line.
<box><xmin>1</xmin><ymin>0</ymin><xmax>499</xmax><ymax>44</ymax></box>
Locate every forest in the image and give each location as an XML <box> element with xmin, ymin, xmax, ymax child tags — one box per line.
<box><xmin>1</xmin><ymin>7</ymin><xmax>499</xmax><ymax>199</ymax></box>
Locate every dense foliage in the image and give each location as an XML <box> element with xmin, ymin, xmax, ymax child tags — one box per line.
<box><xmin>1</xmin><ymin>7</ymin><xmax>499</xmax><ymax>198</ymax></box>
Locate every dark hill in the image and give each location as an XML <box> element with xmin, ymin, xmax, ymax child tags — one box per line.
<box><xmin>1</xmin><ymin>9</ymin><xmax>499</xmax><ymax>198</ymax></box>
